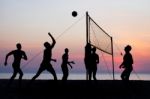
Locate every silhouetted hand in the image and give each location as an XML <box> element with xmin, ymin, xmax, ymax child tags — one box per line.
<box><xmin>48</xmin><ymin>32</ymin><xmax>52</xmax><ymax>37</ymax></box>
<box><xmin>71</xmin><ymin>61</ymin><xmax>75</xmax><ymax>64</ymax></box>
<box><xmin>51</xmin><ymin>59</ymin><xmax>57</xmax><ymax>62</ymax></box>
<box><xmin>53</xmin><ymin>59</ymin><xmax>57</xmax><ymax>62</ymax></box>
<box><xmin>119</xmin><ymin>65</ymin><xmax>124</xmax><ymax>69</ymax></box>
<box><xmin>119</xmin><ymin>65</ymin><xmax>121</xmax><ymax>69</ymax></box>
<box><xmin>22</xmin><ymin>56</ymin><xmax>27</xmax><ymax>60</ymax></box>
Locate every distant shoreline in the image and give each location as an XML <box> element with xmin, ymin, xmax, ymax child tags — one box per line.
<box><xmin>0</xmin><ymin>73</ymin><xmax>150</xmax><ymax>80</ymax></box>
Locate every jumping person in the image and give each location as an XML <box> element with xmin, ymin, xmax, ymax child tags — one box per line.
<box><xmin>61</xmin><ymin>48</ymin><xmax>75</xmax><ymax>81</ymax></box>
<box><xmin>89</xmin><ymin>47</ymin><xmax>99</xmax><ymax>81</ymax></box>
<box><xmin>31</xmin><ymin>33</ymin><xmax>57</xmax><ymax>81</ymax></box>
<box><xmin>4</xmin><ymin>43</ymin><xmax>27</xmax><ymax>87</ymax></box>
<box><xmin>119</xmin><ymin>45</ymin><xmax>133</xmax><ymax>81</ymax></box>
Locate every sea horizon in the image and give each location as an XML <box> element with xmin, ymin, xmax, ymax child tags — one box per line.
<box><xmin>0</xmin><ymin>73</ymin><xmax>149</xmax><ymax>81</ymax></box>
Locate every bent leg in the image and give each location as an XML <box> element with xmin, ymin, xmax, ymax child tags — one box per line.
<box><xmin>18</xmin><ymin>68</ymin><xmax>23</xmax><ymax>80</ymax></box>
<box><xmin>126</xmin><ymin>69</ymin><xmax>133</xmax><ymax>80</ymax></box>
<box><xmin>18</xmin><ymin>68</ymin><xmax>23</xmax><ymax>87</ymax></box>
<box><xmin>121</xmin><ymin>69</ymin><xmax>128</xmax><ymax>81</ymax></box>
<box><xmin>47</xmin><ymin>65</ymin><xmax>57</xmax><ymax>80</ymax></box>
<box><xmin>8</xmin><ymin>68</ymin><xmax>17</xmax><ymax>87</ymax></box>
<box><xmin>31</xmin><ymin>66</ymin><xmax>44</xmax><ymax>81</ymax></box>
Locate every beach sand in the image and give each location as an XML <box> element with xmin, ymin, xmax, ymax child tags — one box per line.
<box><xmin>0</xmin><ymin>79</ymin><xmax>149</xmax><ymax>99</ymax></box>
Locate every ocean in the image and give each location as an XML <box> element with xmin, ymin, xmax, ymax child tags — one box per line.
<box><xmin>0</xmin><ymin>73</ymin><xmax>149</xmax><ymax>80</ymax></box>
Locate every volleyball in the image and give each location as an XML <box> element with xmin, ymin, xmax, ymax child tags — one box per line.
<box><xmin>72</xmin><ymin>11</ymin><xmax>78</xmax><ymax>17</ymax></box>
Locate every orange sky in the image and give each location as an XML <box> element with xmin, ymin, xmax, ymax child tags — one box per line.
<box><xmin>0</xmin><ymin>0</ymin><xmax>150</xmax><ymax>74</ymax></box>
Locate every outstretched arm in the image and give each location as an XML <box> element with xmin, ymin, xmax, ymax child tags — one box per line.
<box><xmin>48</xmin><ymin>32</ymin><xmax>56</xmax><ymax>48</ymax></box>
<box><xmin>4</xmin><ymin>51</ymin><xmax>13</xmax><ymax>66</ymax></box>
<box><xmin>68</xmin><ymin>61</ymin><xmax>75</xmax><ymax>69</ymax></box>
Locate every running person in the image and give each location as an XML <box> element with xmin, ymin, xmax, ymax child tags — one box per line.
<box><xmin>4</xmin><ymin>43</ymin><xmax>27</xmax><ymax>86</ymax></box>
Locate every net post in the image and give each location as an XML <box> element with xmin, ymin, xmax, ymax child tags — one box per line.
<box><xmin>86</xmin><ymin>12</ymin><xmax>89</xmax><ymax>44</ymax></box>
<box><xmin>111</xmin><ymin>37</ymin><xmax>115</xmax><ymax>80</ymax></box>
<box><xmin>86</xmin><ymin>11</ymin><xmax>89</xmax><ymax>80</ymax></box>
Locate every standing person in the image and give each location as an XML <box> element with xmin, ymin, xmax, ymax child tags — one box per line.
<box><xmin>61</xmin><ymin>48</ymin><xmax>75</xmax><ymax>81</ymax></box>
<box><xmin>31</xmin><ymin>33</ymin><xmax>57</xmax><ymax>81</ymax></box>
<box><xmin>4</xmin><ymin>43</ymin><xmax>27</xmax><ymax>87</ymax></box>
<box><xmin>119</xmin><ymin>45</ymin><xmax>133</xmax><ymax>81</ymax></box>
<box><xmin>89</xmin><ymin>47</ymin><xmax>99</xmax><ymax>81</ymax></box>
<box><xmin>84</xmin><ymin>43</ymin><xmax>91</xmax><ymax>80</ymax></box>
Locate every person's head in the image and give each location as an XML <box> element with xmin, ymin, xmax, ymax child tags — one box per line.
<box><xmin>16</xmin><ymin>43</ymin><xmax>22</xmax><ymax>50</ymax></box>
<box><xmin>86</xmin><ymin>43</ymin><xmax>91</xmax><ymax>48</ymax></box>
<box><xmin>65</xmin><ymin>48</ymin><xmax>69</xmax><ymax>53</ymax></box>
<box><xmin>92</xmin><ymin>47</ymin><xmax>96</xmax><ymax>53</ymax></box>
<box><xmin>44</xmin><ymin>42</ymin><xmax>51</xmax><ymax>49</ymax></box>
<box><xmin>124</xmin><ymin>45</ymin><xmax>132</xmax><ymax>53</ymax></box>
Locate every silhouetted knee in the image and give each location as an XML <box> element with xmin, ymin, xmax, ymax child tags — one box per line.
<box><xmin>50</xmin><ymin>70</ymin><xmax>57</xmax><ymax>80</ymax></box>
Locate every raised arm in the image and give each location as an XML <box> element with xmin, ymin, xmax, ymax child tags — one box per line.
<box><xmin>4</xmin><ymin>51</ymin><xmax>13</xmax><ymax>66</ymax></box>
<box><xmin>48</xmin><ymin>32</ymin><xmax>56</xmax><ymax>48</ymax></box>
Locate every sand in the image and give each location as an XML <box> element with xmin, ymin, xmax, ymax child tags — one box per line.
<box><xmin>0</xmin><ymin>79</ymin><xmax>149</xmax><ymax>99</ymax></box>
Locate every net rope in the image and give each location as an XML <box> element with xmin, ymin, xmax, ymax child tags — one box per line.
<box><xmin>89</xmin><ymin>17</ymin><xmax>112</xmax><ymax>55</ymax></box>
<box><xmin>22</xmin><ymin>14</ymin><xmax>85</xmax><ymax>69</ymax></box>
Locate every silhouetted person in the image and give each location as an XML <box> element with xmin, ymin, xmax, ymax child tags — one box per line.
<box><xmin>89</xmin><ymin>47</ymin><xmax>99</xmax><ymax>81</ymax></box>
<box><xmin>31</xmin><ymin>33</ymin><xmax>57</xmax><ymax>82</ymax></box>
<box><xmin>119</xmin><ymin>45</ymin><xmax>133</xmax><ymax>81</ymax></box>
<box><xmin>84</xmin><ymin>43</ymin><xmax>92</xmax><ymax>80</ymax></box>
<box><xmin>61</xmin><ymin>48</ymin><xmax>75</xmax><ymax>81</ymax></box>
<box><xmin>4</xmin><ymin>43</ymin><xmax>27</xmax><ymax>87</ymax></box>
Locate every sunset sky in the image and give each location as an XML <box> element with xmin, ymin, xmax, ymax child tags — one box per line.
<box><xmin>0</xmin><ymin>0</ymin><xmax>150</xmax><ymax>77</ymax></box>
